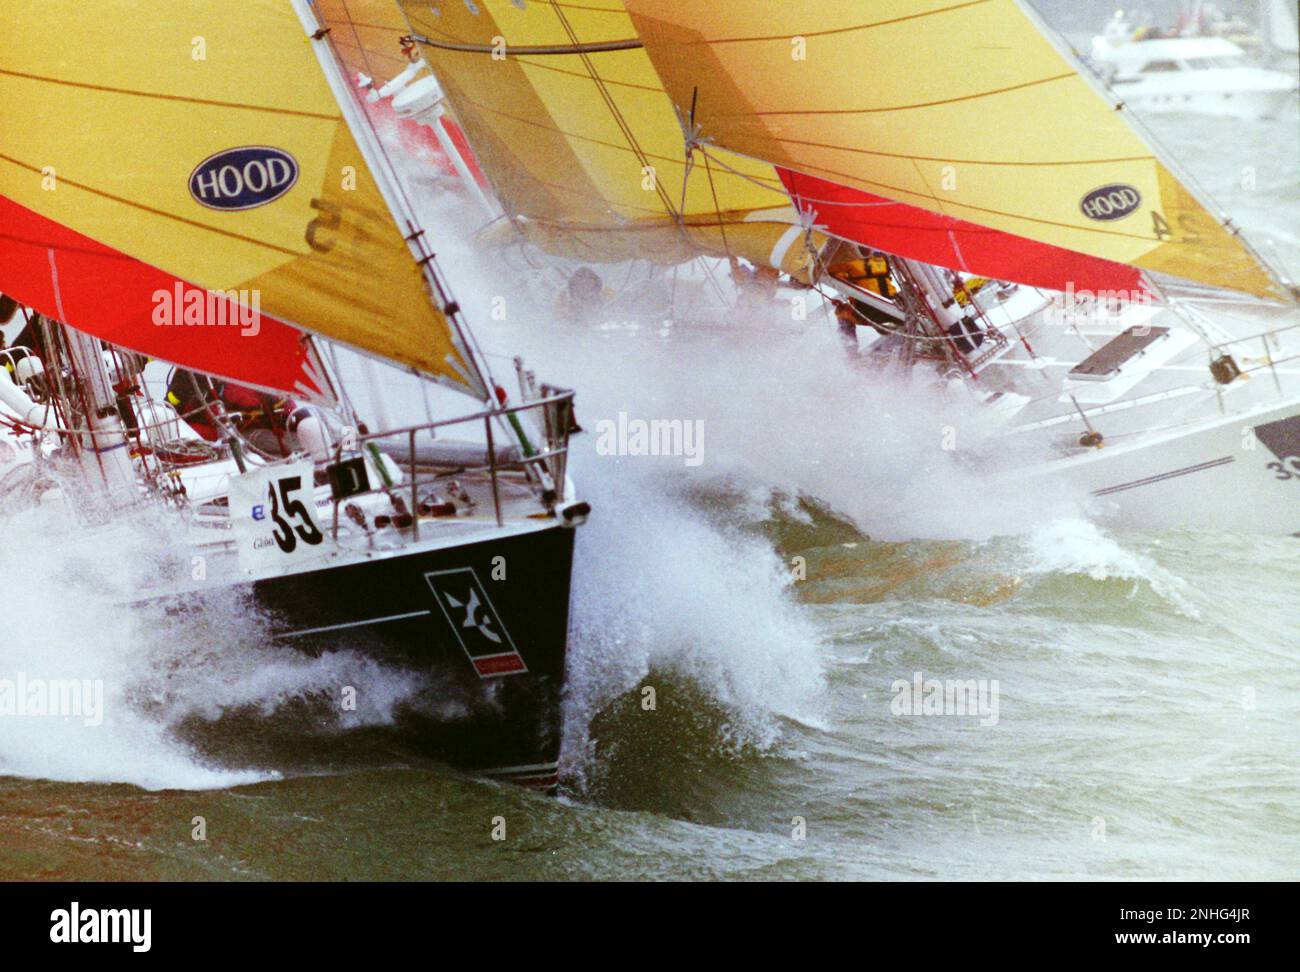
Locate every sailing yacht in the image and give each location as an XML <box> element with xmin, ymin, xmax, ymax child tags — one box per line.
<box><xmin>612</xmin><ymin>0</ymin><xmax>1300</xmax><ymax>535</ymax></box>
<box><xmin>0</xmin><ymin>1</ymin><xmax>589</xmax><ymax>790</ymax></box>
<box><xmin>365</xmin><ymin>0</ymin><xmax>1298</xmax><ymax>536</ymax></box>
<box><xmin>837</xmin><ymin>262</ymin><xmax>1300</xmax><ymax>535</ymax></box>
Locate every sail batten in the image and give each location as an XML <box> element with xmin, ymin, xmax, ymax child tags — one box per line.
<box><xmin>736</xmin><ymin>73</ymin><xmax>1078</xmax><ymax>117</ymax></box>
<box><xmin>409</xmin><ymin>33</ymin><xmax>645</xmax><ymax>55</ymax></box>
<box><xmin>0</xmin><ymin>67</ymin><xmax>343</xmax><ymax>120</ymax></box>
<box><xmin>660</xmin><ymin>0</ymin><xmax>996</xmax><ymax>44</ymax></box>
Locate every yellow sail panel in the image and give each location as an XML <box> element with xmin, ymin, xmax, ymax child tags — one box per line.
<box><xmin>396</xmin><ymin>0</ymin><xmax>802</xmax><ymax>265</ymax></box>
<box><xmin>0</xmin><ymin>0</ymin><xmax>475</xmax><ymax>386</ymax></box>
<box><xmin>624</xmin><ymin>0</ymin><xmax>1280</xmax><ymax>299</ymax></box>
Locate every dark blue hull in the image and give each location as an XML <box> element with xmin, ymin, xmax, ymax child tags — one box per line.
<box><xmin>250</xmin><ymin>524</ymin><xmax>577</xmax><ymax>789</ymax></box>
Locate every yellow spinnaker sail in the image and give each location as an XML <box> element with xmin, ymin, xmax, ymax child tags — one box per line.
<box><xmin>0</xmin><ymin>0</ymin><xmax>478</xmax><ymax>389</ymax></box>
<box><xmin>396</xmin><ymin>0</ymin><xmax>822</xmax><ymax>278</ymax></box>
<box><xmin>623</xmin><ymin>0</ymin><xmax>1282</xmax><ymax>300</ymax></box>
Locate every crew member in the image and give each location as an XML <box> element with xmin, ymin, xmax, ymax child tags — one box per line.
<box><xmin>165</xmin><ymin>369</ymin><xmax>321</xmax><ymax>458</ymax></box>
<box><xmin>828</xmin><ymin>252</ymin><xmax>898</xmax><ymax>299</ymax></box>
<box><xmin>555</xmin><ymin>266</ymin><xmax>611</xmax><ymax>320</ymax></box>
<box><xmin>834</xmin><ymin>301</ymin><xmax>862</xmax><ymax>357</ymax></box>
<box><xmin>953</xmin><ymin>276</ymin><xmax>991</xmax><ymax>307</ymax></box>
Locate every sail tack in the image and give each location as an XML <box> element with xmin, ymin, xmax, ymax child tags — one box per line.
<box><xmin>0</xmin><ymin>0</ymin><xmax>477</xmax><ymax>393</ymax></box>
<box><xmin>396</xmin><ymin>0</ymin><xmax>820</xmax><ymax>277</ymax></box>
<box><xmin>624</xmin><ymin>0</ymin><xmax>1282</xmax><ymax>299</ymax></box>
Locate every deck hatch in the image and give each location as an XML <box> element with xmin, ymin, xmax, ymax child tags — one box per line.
<box><xmin>1068</xmin><ymin>326</ymin><xmax>1170</xmax><ymax>381</ymax></box>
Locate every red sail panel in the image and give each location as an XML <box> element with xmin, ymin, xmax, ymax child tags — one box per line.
<box><xmin>779</xmin><ymin>169</ymin><xmax>1149</xmax><ymax>297</ymax></box>
<box><xmin>0</xmin><ymin>194</ymin><xmax>325</xmax><ymax>399</ymax></box>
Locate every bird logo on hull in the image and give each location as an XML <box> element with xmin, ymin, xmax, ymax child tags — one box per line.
<box><xmin>425</xmin><ymin>568</ymin><xmax>527</xmax><ymax>677</ymax></box>
<box><xmin>445</xmin><ymin>587</ymin><xmax>502</xmax><ymax>644</ymax></box>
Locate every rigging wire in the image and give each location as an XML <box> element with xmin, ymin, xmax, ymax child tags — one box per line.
<box><xmin>699</xmin><ymin>149</ymin><xmax>735</xmax><ymax>265</ymax></box>
<box><xmin>303</xmin><ymin>8</ymin><xmax>500</xmax><ymax>403</ymax></box>
<box><xmin>548</xmin><ymin>4</ymin><xmax>682</xmax><ymax>225</ymax></box>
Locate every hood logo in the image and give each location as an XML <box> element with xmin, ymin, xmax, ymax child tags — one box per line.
<box><xmin>1080</xmin><ymin>183</ymin><xmax>1142</xmax><ymax>222</ymax></box>
<box><xmin>189</xmin><ymin>146</ymin><xmax>299</xmax><ymax>211</ymax></box>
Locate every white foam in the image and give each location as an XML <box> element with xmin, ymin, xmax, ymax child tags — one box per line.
<box><xmin>561</xmin><ymin>461</ymin><xmax>829</xmax><ymax>768</ymax></box>
<box><xmin>0</xmin><ymin>508</ymin><xmax>270</xmax><ymax>789</ymax></box>
<box><xmin>0</xmin><ymin>506</ymin><xmax>425</xmax><ymax>790</ymax></box>
<box><xmin>1021</xmin><ymin>517</ymin><xmax>1202</xmax><ymax>618</ymax></box>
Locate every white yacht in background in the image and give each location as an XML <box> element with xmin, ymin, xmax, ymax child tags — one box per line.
<box><xmin>1089</xmin><ymin>13</ymin><xmax>1297</xmax><ymax>118</ymax></box>
<box><xmin>1086</xmin><ymin>4</ymin><xmax>1300</xmax><ymax>118</ymax></box>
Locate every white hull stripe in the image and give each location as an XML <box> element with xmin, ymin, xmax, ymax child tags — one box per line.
<box><xmin>482</xmin><ymin>762</ymin><xmax>559</xmax><ymax>775</ymax></box>
<box><xmin>274</xmin><ymin>610</ymin><xmax>433</xmax><ymax>640</ymax></box>
<box><xmin>484</xmin><ymin>764</ymin><xmax>560</xmax><ymax>787</ymax></box>
<box><xmin>1092</xmin><ymin>456</ymin><xmax>1234</xmax><ymax>497</ymax></box>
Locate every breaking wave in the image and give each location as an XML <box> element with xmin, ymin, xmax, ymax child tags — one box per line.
<box><xmin>0</xmin><ymin>506</ymin><xmax>427</xmax><ymax>790</ymax></box>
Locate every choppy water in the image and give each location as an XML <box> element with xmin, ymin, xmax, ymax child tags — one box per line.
<box><xmin>4</xmin><ymin>493</ymin><xmax>1297</xmax><ymax>880</ymax></box>
<box><xmin>2</xmin><ymin>58</ymin><xmax>1298</xmax><ymax>880</ymax></box>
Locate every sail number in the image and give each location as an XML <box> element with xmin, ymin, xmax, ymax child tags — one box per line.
<box><xmin>265</xmin><ymin>475</ymin><xmax>324</xmax><ymax>553</ymax></box>
<box><xmin>306</xmin><ymin>198</ymin><xmax>341</xmax><ymax>253</ymax></box>
<box><xmin>304</xmin><ymin>196</ymin><xmax>391</xmax><ymax>255</ymax></box>
<box><xmin>1266</xmin><ymin>455</ymin><xmax>1300</xmax><ymax>482</ymax></box>
<box><xmin>1150</xmin><ymin>211</ymin><xmax>1202</xmax><ymax>245</ymax></box>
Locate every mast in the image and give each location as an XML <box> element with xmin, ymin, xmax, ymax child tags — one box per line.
<box><xmin>57</xmin><ymin>322</ymin><xmax>139</xmax><ymax>509</ymax></box>
<box><xmin>890</xmin><ymin>257</ymin><xmax>995</xmax><ymax>378</ymax></box>
<box><xmin>290</xmin><ymin>0</ymin><xmax>498</xmax><ymax>406</ymax></box>
<box><xmin>291</xmin><ymin>0</ymin><xmax>552</xmax><ymax>493</ymax></box>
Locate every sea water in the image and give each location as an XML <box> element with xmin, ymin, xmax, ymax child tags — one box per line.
<box><xmin>2</xmin><ymin>7</ymin><xmax>1297</xmax><ymax>879</ymax></box>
